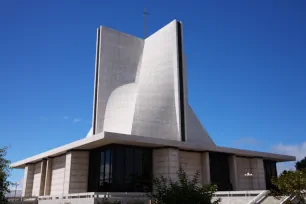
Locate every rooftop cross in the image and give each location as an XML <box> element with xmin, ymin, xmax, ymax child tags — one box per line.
<box><xmin>143</xmin><ymin>8</ymin><xmax>149</xmax><ymax>39</ymax></box>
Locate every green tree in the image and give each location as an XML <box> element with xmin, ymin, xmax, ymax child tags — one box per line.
<box><xmin>271</xmin><ymin>170</ymin><xmax>306</xmax><ymax>203</ymax></box>
<box><xmin>0</xmin><ymin>146</ymin><xmax>11</xmax><ymax>203</ymax></box>
<box><xmin>296</xmin><ymin>157</ymin><xmax>306</xmax><ymax>171</ymax></box>
<box><xmin>147</xmin><ymin>168</ymin><xmax>220</xmax><ymax>204</ymax></box>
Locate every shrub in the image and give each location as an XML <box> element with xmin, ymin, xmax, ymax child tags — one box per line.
<box><xmin>147</xmin><ymin>168</ymin><xmax>220</xmax><ymax>204</ymax></box>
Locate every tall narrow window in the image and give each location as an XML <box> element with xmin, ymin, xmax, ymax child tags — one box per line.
<box><xmin>88</xmin><ymin>145</ymin><xmax>152</xmax><ymax>192</ymax></box>
<box><xmin>100</xmin><ymin>151</ymin><xmax>105</xmax><ymax>187</ymax></box>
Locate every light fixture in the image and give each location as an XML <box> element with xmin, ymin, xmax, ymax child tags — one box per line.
<box><xmin>244</xmin><ymin>172</ymin><xmax>253</xmax><ymax>176</ymax></box>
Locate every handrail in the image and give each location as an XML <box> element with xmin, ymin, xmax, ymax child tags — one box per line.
<box><xmin>280</xmin><ymin>195</ymin><xmax>292</xmax><ymax>204</ymax></box>
<box><xmin>246</xmin><ymin>190</ymin><xmax>269</xmax><ymax>204</ymax></box>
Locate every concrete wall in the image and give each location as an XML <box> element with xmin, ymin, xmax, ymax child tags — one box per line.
<box><xmin>32</xmin><ymin>162</ymin><xmax>42</xmax><ymax>196</ymax></box>
<box><xmin>22</xmin><ymin>152</ymin><xmax>90</xmax><ymax>197</ymax></box>
<box><xmin>153</xmin><ymin>149</ymin><xmax>207</xmax><ymax>184</ymax></box>
<box><xmin>30</xmin><ymin>160</ymin><xmax>47</xmax><ymax>196</ymax></box>
<box><xmin>185</xmin><ymin>104</ymin><xmax>216</xmax><ymax>147</ymax></box>
<box><xmin>93</xmin><ymin>26</ymin><xmax>144</xmax><ymax>135</ymax></box>
<box><xmin>236</xmin><ymin>157</ymin><xmax>266</xmax><ymax>190</ymax></box>
<box><xmin>43</xmin><ymin>158</ymin><xmax>52</xmax><ymax>196</ymax></box>
<box><xmin>22</xmin><ymin>164</ymin><xmax>35</xmax><ymax>197</ymax></box>
<box><xmin>228</xmin><ymin>155</ymin><xmax>238</xmax><ymax>190</ymax></box>
<box><xmin>132</xmin><ymin>20</ymin><xmax>181</xmax><ymax>141</ymax></box>
<box><xmin>152</xmin><ymin>149</ymin><xmax>266</xmax><ymax>191</ymax></box>
<box><xmin>180</xmin><ymin>151</ymin><xmax>202</xmax><ymax>181</ymax></box>
<box><xmin>153</xmin><ymin>148</ymin><xmax>180</xmax><ymax>181</ymax></box>
<box><xmin>64</xmin><ymin>151</ymin><xmax>89</xmax><ymax>194</ymax></box>
<box><xmin>250</xmin><ymin>158</ymin><xmax>266</xmax><ymax>190</ymax></box>
<box><xmin>201</xmin><ymin>152</ymin><xmax>211</xmax><ymax>185</ymax></box>
<box><xmin>88</xmin><ymin>20</ymin><xmax>216</xmax><ymax>146</ymax></box>
<box><xmin>50</xmin><ymin>155</ymin><xmax>66</xmax><ymax>195</ymax></box>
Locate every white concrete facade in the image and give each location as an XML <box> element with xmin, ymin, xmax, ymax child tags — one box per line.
<box><xmin>89</xmin><ymin>20</ymin><xmax>217</xmax><ymax>147</ymax></box>
<box><xmin>22</xmin><ymin>164</ymin><xmax>35</xmax><ymax>197</ymax></box>
<box><xmin>11</xmin><ymin>19</ymin><xmax>295</xmax><ymax>198</ymax></box>
<box><xmin>21</xmin><ymin>151</ymin><xmax>90</xmax><ymax>197</ymax></box>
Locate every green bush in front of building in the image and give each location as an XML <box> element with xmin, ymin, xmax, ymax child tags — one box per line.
<box><xmin>147</xmin><ymin>168</ymin><xmax>221</xmax><ymax>204</ymax></box>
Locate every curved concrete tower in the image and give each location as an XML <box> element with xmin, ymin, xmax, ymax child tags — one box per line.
<box><xmin>89</xmin><ymin>20</ymin><xmax>216</xmax><ymax>147</ymax></box>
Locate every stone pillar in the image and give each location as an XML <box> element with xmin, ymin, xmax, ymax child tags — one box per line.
<box><xmin>39</xmin><ymin>160</ymin><xmax>47</xmax><ymax>196</ymax></box>
<box><xmin>31</xmin><ymin>161</ymin><xmax>48</xmax><ymax>196</ymax></box>
<box><xmin>201</xmin><ymin>152</ymin><xmax>210</xmax><ymax>185</ymax></box>
<box><xmin>63</xmin><ymin>151</ymin><xmax>89</xmax><ymax>194</ymax></box>
<box><xmin>22</xmin><ymin>164</ymin><xmax>35</xmax><ymax>197</ymax></box>
<box><xmin>228</xmin><ymin>155</ymin><xmax>238</xmax><ymax>190</ymax></box>
<box><xmin>44</xmin><ymin>158</ymin><xmax>53</xmax><ymax>195</ymax></box>
<box><xmin>153</xmin><ymin>148</ymin><xmax>180</xmax><ymax>181</ymax></box>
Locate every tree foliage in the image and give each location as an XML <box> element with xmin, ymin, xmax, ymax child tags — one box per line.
<box><xmin>271</xmin><ymin>170</ymin><xmax>306</xmax><ymax>203</ymax></box>
<box><xmin>296</xmin><ymin>157</ymin><xmax>306</xmax><ymax>171</ymax></box>
<box><xmin>0</xmin><ymin>146</ymin><xmax>11</xmax><ymax>204</ymax></box>
<box><xmin>147</xmin><ymin>168</ymin><xmax>220</xmax><ymax>204</ymax></box>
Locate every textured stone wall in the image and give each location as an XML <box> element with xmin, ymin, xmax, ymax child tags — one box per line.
<box><xmin>236</xmin><ymin>157</ymin><xmax>266</xmax><ymax>190</ymax></box>
<box><xmin>180</xmin><ymin>151</ymin><xmax>202</xmax><ymax>181</ymax></box>
<box><xmin>153</xmin><ymin>148</ymin><xmax>180</xmax><ymax>181</ymax></box>
<box><xmin>201</xmin><ymin>152</ymin><xmax>211</xmax><ymax>185</ymax></box>
<box><xmin>44</xmin><ymin>158</ymin><xmax>52</xmax><ymax>196</ymax></box>
<box><xmin>132</xmin><ymin>20</ymin><xmax>181</xmax><ymax>141</ymax></box>
<box><xmin>250</xmin><ymin>158</ymin><xmax>266</xmax><ymax>190</ymax></box>
<box><xmin>39</xmin><ymin>160</ymin><xmax>47</xmax><ymax>196</ymax></box>
<box><xmin>50</xmin><ymin>155</ymin><xmax>66</xmax><ymax>195</ymax></box>
<box><xmin>31</xmin><ymin>162</ymin><xmax>42</xmax><ymax>196</ymax></box>
<box><xmin>64</xmin><ymin>151</ymin><xmax>89</xmax><ymax>194</ymax></box>
<box><xmin>94</xmin><ymin>26</ymin><xmax>144</xmax><ymax>135</ymax></box>
<box><xmin>22</xmin><ymin>164</ymin><xmax>34</xmax><ymax>197</ymax></box>
<box><xmin>228</xmin><ymin>155</ymin><xmax>238</xmax><ymax>190</ymax></box>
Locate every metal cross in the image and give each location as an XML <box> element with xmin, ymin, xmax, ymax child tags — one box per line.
<box><xmin>143</xmin><ymin>8</ymin><xmax>149</xmax><ymax>39</ymax></box>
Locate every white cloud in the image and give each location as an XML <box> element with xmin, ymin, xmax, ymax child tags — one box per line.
<box><xmin>73</xmin><ymin>118</ymin><xmax>82</xmax><ymax>123</ymax></box>
<box><xmin>271</xmin><ymin>142</ymin><xmax>306</xmax><ymax>161</ymax></box>
<box><xmin>271</xmin><ymin>142</ymin><xmax>306</xmax><ymax>173</ymax></box>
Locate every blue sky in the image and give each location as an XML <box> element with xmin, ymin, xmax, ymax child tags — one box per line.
<box><xmin>1</xmin><ymin>0</ymin><xmax>306</xmax><ymax>187</ymax></box>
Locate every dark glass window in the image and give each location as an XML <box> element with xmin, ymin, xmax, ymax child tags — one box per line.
<box><xmin>88</xmin><ymin>145</ymin><xmax>152</xmax><ymax>192</ymax></box>
<box><xmin>264</xmin><ymin>160</ymin><xmax>277</xmax><ymax>190</ymax></box>
<box><xmin>209</xmin><ymin>152</ymin><xmax>232</xmax><ymax>191</ymax></box>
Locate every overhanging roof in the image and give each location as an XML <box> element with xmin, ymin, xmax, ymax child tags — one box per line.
<box><xmin>11</xmin><ymin>131</ymin><xmax>295</xmax><ymax>168</ymax></box>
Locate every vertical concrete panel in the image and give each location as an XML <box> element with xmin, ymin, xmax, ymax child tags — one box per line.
<box><xmin>22</xmin><ymin>164</ymin><xmax>34</xmax><ymax>197</ymax></box>
<box><xmin>32</xmin><ymin>162</ymin><xmax>42</xmax><ymax>196</ymax></box>
<box><xmin>63</xmin><ymin>152</ymin><xmax>72</xmax><ymax>194</ymax></box>
<box><xmin>39</xmin><ymin>160</ymin><xmax>47</xmax><ymax>196</ymax></box>
<box><xmin>68</xmin><ymin>151</ymin><xmax>89</xmax><ymax>194</ymax></box>
<box><xmin>250</xmin><ymin>158</ymin><xmax>266</xmax><ymax>190</ymax></box>
<box><xmin>132</xmin><ymin>20</ymin><xmax>181</xmax><ymax>141</ymax></box>
<box><xmin>236</xmin><ymin>157</ymin><xmax>266</xmax><ymax>190</ymax></box>
<box><xmin>186</xmin><ymin>104</ymin><xmax>216</xmax><ymax>147</ymax></box>
<box><xmin>93</xmin><ymin>27</ymin><xmax>144</xmax><ymax>134</ymax></box>
<box><xmin>228</xmin><ymin>155</ymin><xmax>238</xmax><ymax>190</ymax></box>
<box><xmin>50</xmin><ymin>155</ymin><xmax>66</xmax><ymax>195</ymax></box>
<box><xmin>44</xmin><ymin>158</ymin><xmax>53</xmax><ymax>196</ymax></box>
<box><xmin>153</xmin><ymin>148</ymin><xmax>180</xmax><ymax>181</ymax></box>
<box><xmin>201</xmin><ymin>152</ymin><xmax>211</xmax><ymax>185</ymax></box>
<box><xmin>180</xmin><ymin>151</ymin><xmax>202</xmax><ymax>182</ymax></box>
<box><xmin>236</xmin><ymin>157</ymin><xmax>251</xmax><ymax>190</ymax></box>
